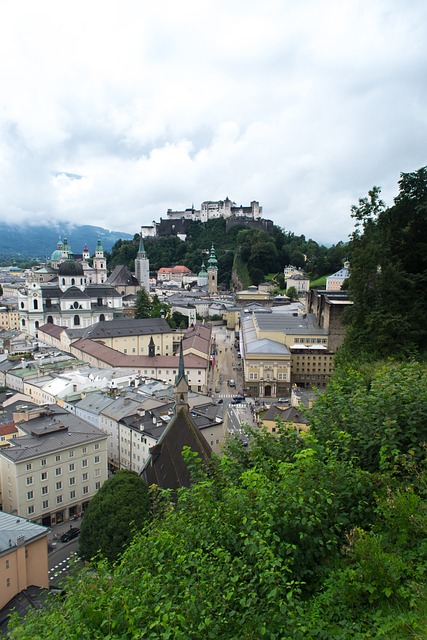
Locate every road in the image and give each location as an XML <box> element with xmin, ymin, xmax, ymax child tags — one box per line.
<box><xmin>48</xmin><ymin>538</ymin><xmax>83</xmax><ymax>584</ymax></box>
<box><xmin>209</xmin><ymin>326</ymin><xmax>256</xmax><ymax>444</ymax></box>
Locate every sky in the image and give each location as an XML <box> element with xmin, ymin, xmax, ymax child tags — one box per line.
<box><xmin>1</xmin><ymin>1</ymin><xmax>426</xmax><ymax>246</ymax></box>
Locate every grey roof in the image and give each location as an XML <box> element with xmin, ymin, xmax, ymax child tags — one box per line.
<box><xmin>0</xmin><ymin>511</ymin><xmax>48</xmax><ymax>554</ymax></box>
<box><xmin>246</xmin><ymin>338</ymin><xmax>290</xmax><ymax>355</ymax></box>
<box><xmin>0</xmin><ymin>407</ymin><xmax>107</xmax><ymax>462</ymax></box>
<box><xmin>74</xmin><ymin>392</ymin><xmax>116</xmax><ymax>415</ymax></box>
<box><xmin>254</xmin><ymin>312</ymin><xmax>327</xmax><ymax>336</ymax></box>
<box><xmin>78</xmin><ymin>317</ymin><xmax>172</xmax><ymax>339</ymax></box>
<box><xmin>106</xmin><ymin>265</ymin><xmax>139</xmax><ymax>287</ymax></box>
<box><xmin>61</xmin><ymin>287</ymin><xmax>91</xmax><ymax>299</ymax></box>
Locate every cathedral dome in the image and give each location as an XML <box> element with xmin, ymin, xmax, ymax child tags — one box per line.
<box><xmin>58</xmin><ymin>260</ymin><xmax>84</xmax><ymax>277</ymax></box>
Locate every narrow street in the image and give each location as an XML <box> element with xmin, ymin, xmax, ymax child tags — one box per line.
<box><xmin>209</xmin><ymin>326</ymin><xmax>256</xmax><ymax>443</ymax></box>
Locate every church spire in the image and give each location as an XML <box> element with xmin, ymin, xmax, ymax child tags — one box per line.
<box><xmin>137</xmin><ymin>235</ymin><xmax>146</xmax><ymax>258</ymax></box>
<box><xmin>174</xmin><ymin>339</ymin><xmax>189</xmax><ymax>414</ymax></box>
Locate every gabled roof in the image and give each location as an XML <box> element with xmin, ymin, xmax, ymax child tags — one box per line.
<box><xmin>106</xmin><ymin>265</ymin><xmax>139</xmax><ymax>287</ymax></box>
<box><xmin>141</xmin><ymin>407</ymin><xmax>211</xmax><ymax>490</ymax></box>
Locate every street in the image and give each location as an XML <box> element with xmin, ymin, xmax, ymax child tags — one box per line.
<box><xmin>209</xmin><ymin>326</ymin><xmax>256</xmax><ymax>443</ymax></box>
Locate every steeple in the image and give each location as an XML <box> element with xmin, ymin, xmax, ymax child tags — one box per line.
<box><xmin>207</xmin><ymin>244</ymin><xmax>218</xmax><ymax>294</ymax></box>
<box><xmin>174</xmin><ymin>339</ymin><xmax>189</xmax><ymax>414</ymax></box>
<box><xmin>137</xmin><ymin>235</ymin><xmax>146</xmax><ymax>258</ymax></box>
<box><xmin>135</xmin><ymin>232</ymin><xmax>150</xmax><ymax>292</ymax></box>
<box><xmin>148</xmin><ymin>336</ymin><xmax>155</xmax><ymax>357</ymax></box>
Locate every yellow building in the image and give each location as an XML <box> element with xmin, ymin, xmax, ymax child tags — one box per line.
<box><xmin>0</xmin><ymin>511</ymin><xmax>49</xmax><ymax>610</ymax></box>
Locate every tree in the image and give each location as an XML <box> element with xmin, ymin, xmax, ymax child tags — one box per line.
<box><xmin>134</xmin><ymin>287</ymin><xmax>152</xmax><ymax>319</ymax></box>
<box><xmin>286</xmin><ymin>285</ymin><xmax>298</xmax><ymax>300</ymax></box>
<box><xmin>344</xmin><ymin>172</ymin><xmax>427</xmax><ymax>359</ymax></box>
<box><xmin>79</xmin><ymin>470</ymin><xmax>150</xmax><ymax>564</ymax></box>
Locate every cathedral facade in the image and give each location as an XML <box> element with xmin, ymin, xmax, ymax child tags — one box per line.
<box><xmin>17</xmin><ymin>238</ymin><xmax>123</xmax><ymax>338</ymax></box>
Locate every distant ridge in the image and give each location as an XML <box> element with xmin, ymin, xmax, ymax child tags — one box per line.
<box><xmin>0</xmin><ymin>222</ymin><xmax>134</xmax><ymax>259</ymax></box>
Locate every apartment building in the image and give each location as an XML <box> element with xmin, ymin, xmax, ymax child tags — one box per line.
<box><xmin>0</xmin><ymin>407</ymin><xmax>108</xmax><ymax>526</ymax></box>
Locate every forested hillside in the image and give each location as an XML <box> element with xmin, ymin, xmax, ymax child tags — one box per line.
<box><xmin>0</xmin><ymin>223</ymin><xmax>133</xmax><ymax>261</ymax></box>
<box><xmin>108</xmin><ymin>219</ymin><xmax>347</xmax><ymax>287</ymax></box>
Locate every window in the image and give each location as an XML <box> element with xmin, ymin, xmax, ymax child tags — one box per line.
<box><xmin>82</xmin><ymin>447</ymin><xmax>87</xmax><ymax>454</ymax></box>
<box><xmin>82</xmin><ymin>472</ymin><xmax>88</xmax><ymax>481</ymax></box>
<box><xmin>70</xmin><ymin>490</ymin><xmax>76</xmax><ymax>499</ymax></box>
<box><xmin>41</xmin><ymin>472</ymin><xmax>48</xmax><ymax>481</ymax></box>
<box><xmin>27</xmin><ymin>505</ymin><xmax>34</xmax><ymax>516</ymax></box>
<box><xmin>55</xmin><ymin>455</ymin><xmax>61</xmax><ymax>462</ymax></box>
<box><xmin>26</xmin><ymin>476</ymin><xmax>33</xmax><ymax>485</ymax></box>
<box><xmin>5</xmin><ymin>560</ymin><xmax>9</xmax><ymax>569</ymax></box>
<box><xmin>56</xmin><ymin>481</ymin><xmax>62</xmax><ymax>490</ymax></box>
<box><xmin>41</xmin><ymin>458</ymin><xmax>47</xmax><ymax>466</ymax></box>
<box><xmin>95</xmin><ymin>482</ymin><xmax>101</xmax><ymax>491</ymax></box>
<box><xmin>69</xmin><ymin>451</ymin><xmax>75</xmax><ymax>458</ymax></box>
<box><xmin>56</xmin><ymin>495</ymin><xmax>63</xmax><ymax>504</ymax></box>
<box><xmin>69</xmin><ymin>477</ymin><xmax>75</xmax><ymax>486</ymax></box>
<box><xmin>26</xmin><ymin>463</ymin><xmax>32</xmax><ymax>471</ymax></box>
<box><xmin>27</xmin><ymin>491</ymin><xmax>34</xmax><ymax>500</ymax></box>
<box><xmin>73</xmin><ymin>315</ymin><xmax>80</xmax><ymax>326</ymax></box>
<box><xmin>6</xmin><ymin>578</ymin><xmax>10</xmax><ymax>587</ymax></box>
<box><xmin>42</xmin><ymin>500</ymin><xmax>49</xmax><ymax>509</ymax></box>
<box><xmin>41</xmin><ymin>486</ymin><xmax>49</xmax><ymax>495</ymax></box>
<box><xmin>55</xmin><ymin>467</ymin><xmax>62</xmax><ymax>476</ymax></box>
<box><xmin>94</xmin><ymin>443</ymin><xmax>99</xmax><ymax>450</ymax></box>
<box><xmin>94</xmin><ymin>455</ymin><xmax>100</xmax><ymax>464</ymax></box>
<box><xmin>94</xmin><ymin>468</ymin><xmax>101</xmax><ymax>477</ymax></box>
<box><xmin>82</xmin><ymin>459</ymin><xmax>88</xmax><ymax>468</ymax></box>
<box><xmin>82</xmin><ymin>486</ymin><xmax>89</xmax><ymax>495</ymax></box>
<box><xmin>69</xmin><ymin>463</ymin><xmax>75</xmax><ymax>472</ymax></box>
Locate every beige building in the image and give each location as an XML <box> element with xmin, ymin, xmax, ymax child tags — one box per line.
<box><xmin>290</xmin><ymin>345</ymin><xmax>334</xmax><ymax>388</ymax></box>
<box><xmin>0</xmin><ymin>407</ymin><xmax>108</xmax><ymax>526</ymax></box>
<box><xmin>240</xmin><ymin>310</ymin><xmax>329</xmax><ymax>398</ymax></box>
<box><xmin>0</xmin><ymin>307</ymin><xmax>20</xmax><ymax>331</ymax></box>
<box><xmin>0</xmin><ymin>511</ymin><xmax>49</xmax><ymax>610</ymax></box>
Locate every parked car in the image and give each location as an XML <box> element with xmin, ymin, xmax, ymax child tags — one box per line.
<box><xmin>60</xmin><ymin>527</ymin><xmax>80</xmax><ymax>543</ymax></box>
<box><xmin>228</xmin><ymin>379</ymin><xmax>236</xmax><ymax>387</ymax></box>
<box><xmin>231</xmin><ymin>395</ymin><xmax>245</xmax><ymax>404</ymax></box>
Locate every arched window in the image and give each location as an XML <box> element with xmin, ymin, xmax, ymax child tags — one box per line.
<box><xmin>74</xmin><ymin>315</ymin><xmax>80</xmax><ymax>326</ymax></box>
<box><xmin>35</xmin><ymin>321</ymin><xmax>39</xmax><ymax>329</ymax></box>
<box><xmin>22</xmin><ymin>319</ymin><xmax>26</xmax><ymax>326</ymax></box>
<box><xmin>73</xmin><ymin>301</ymin><xmax>79</xmax><ymax>309</ymax></box>
<box><xmin>47</xmin><ymin>316</ymin><xmax>53</xmax><ymax>324</ymax></box>
<box><xmin>71</xmin><ymin>278</ymin><xmax>75</xmax><ymax>285</ymax></box>
<box><xmin>20</xmin><ymin>302</ymin><xmax>24</xmax><ymax>309</ymax></box>
<box><xmin>33</xmin><ymin>299</ymin><xmax>38</xmax><ymax>310</ymax></box>
<box><xmin>80</xmin><ymin>278</ymin><xmax>83</xmax><ymax>285</ymax></box>
<box><xmin>99</xmin><ymin>314</ymin><xmax>105</xmax><ymax>322</ymax></box>
<box><xmin>62</xmin><ymin>278</ymin><xmax>65</xmax><ymax>285</ymax></box>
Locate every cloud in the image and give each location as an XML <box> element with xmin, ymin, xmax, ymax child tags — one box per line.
<box><xmin>0</xmin><ymin>0</ymin><xmax>427</xmax><ymax>244</ymax></box>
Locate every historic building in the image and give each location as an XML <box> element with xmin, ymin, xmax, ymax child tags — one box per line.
<box><xmin>17</xmin><ymin>260</ymin><xmax>123</xmax><ymax>338</ymax></box>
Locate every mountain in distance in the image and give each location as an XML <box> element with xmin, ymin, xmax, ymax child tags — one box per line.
<box><xmin>0</xmin><ymin>222</ymin><xmax>135</xmax><ymax>260</ymax></box>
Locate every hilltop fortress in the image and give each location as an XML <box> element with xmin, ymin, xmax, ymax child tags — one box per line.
<box><xmin>141</xmin><ymin>197</ymin><xmax>273</xmax><ymax>239</ymax></box>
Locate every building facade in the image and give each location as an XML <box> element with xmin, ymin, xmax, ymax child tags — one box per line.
<box><xmin>0</xmin><ymin>408</ymin><xmax>108</xmax><ymax>526</ymax></box>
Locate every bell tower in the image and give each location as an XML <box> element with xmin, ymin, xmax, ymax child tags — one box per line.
<box><xmin>207</xmin><ymin>244</ymin><xmax>218</xmax><ymax>294</ymax></box>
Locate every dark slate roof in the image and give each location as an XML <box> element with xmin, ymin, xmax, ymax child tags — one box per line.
<box><xmin>141</xmin><ymin>408</ymin><xmax>212</xmax><ymax>490</ymax></box>
<box><xmin>262</xmin><ymin>404</ymin><xmax>308</xmax><ymax>425</ymax></box>
<box><xmin>60</xmin><ymin>287</ymin><xmax>91</xmax><ymax>299</ymax></box>
<box><xmin>79</xmin><ymin>317</ymin><xmax>173</xmax><ymax>339</ymax></box>
<box><xmin>40</xmin><ymin>283</ymin><xmax>122</xmax><ymax>298</ymax></box>
<box><xmin>106</xmin><ymin>265</ymin><xmax>139</xmax><ymax>287</ymax></box>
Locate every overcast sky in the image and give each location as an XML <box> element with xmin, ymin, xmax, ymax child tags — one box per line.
<box><xmin>1</xmin><ymin>1</ymin><xmax>426</xmax><ymax>245</ymax></box>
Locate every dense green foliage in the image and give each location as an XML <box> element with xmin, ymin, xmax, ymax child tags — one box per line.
<box><xmin>78</xmin><ymin>470</ymin><xmax>151</xmax><ymax>564</ymax></box>
<box><xmin>108</xmin><ymin>220</ymin><xmax>347</xmax><ymax>289</ymax></box>
<box><xmin>343</xmin><ymin>168</ymin><xmax>427</xmax><ymax>360</ymax></box>
<box><xmin>10</xmin><ymin>360</ymin><xmax>427</xmax><ymax>639</ymax></box>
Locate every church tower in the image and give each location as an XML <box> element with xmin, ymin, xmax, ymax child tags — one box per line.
<box><xmin>174</xmin><ymin>340</ymin><xmax>189</xmax><ymax>415</ymax></box>
<box><xmin>135</xmin><ymin>233</ymin><xmax>150</xmax><ymax>293</ymax></box>
<box><xmin>93</xmin><ymin>238</ymin><xmax>107</xmax><ymax>284</ymax></box>
<box><xmin>207</xmin><ymin>244</ymin><xmax>218</xmax><ymax>295</ymax></box>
